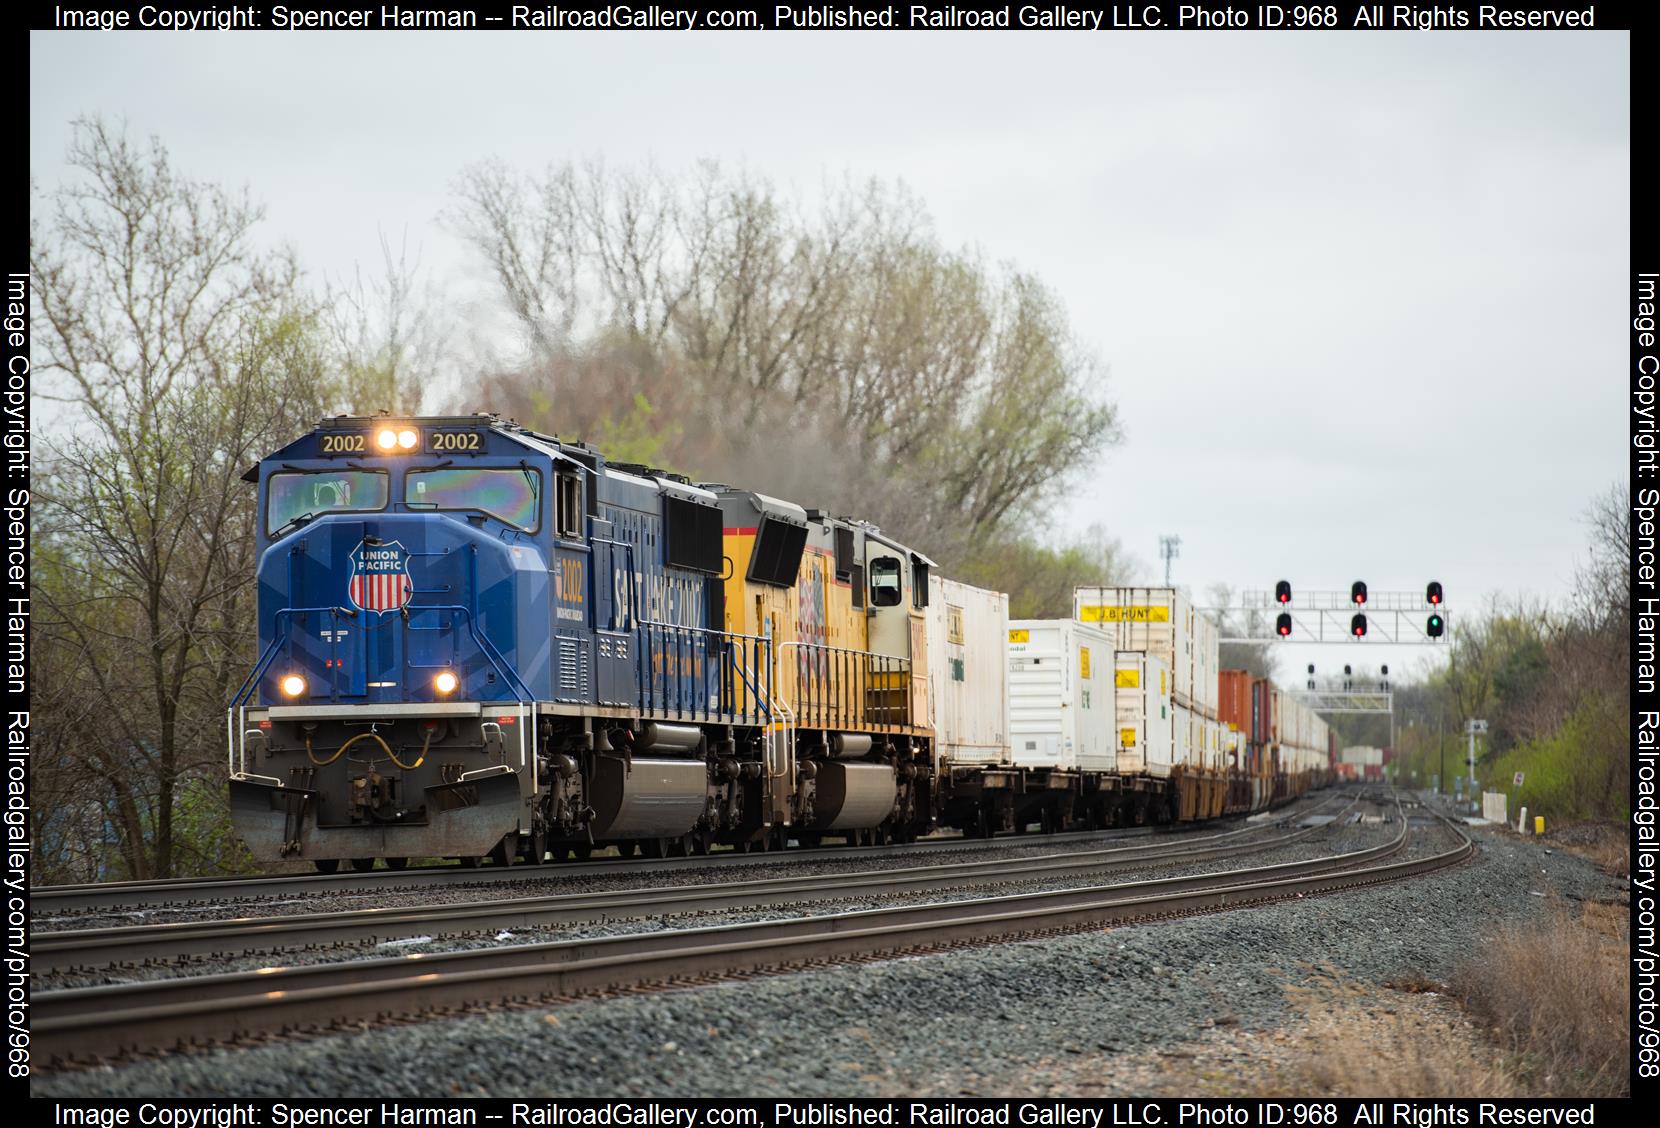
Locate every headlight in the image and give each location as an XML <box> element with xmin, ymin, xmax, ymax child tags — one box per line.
<box><xmin>280</xmin><ymin>674</ymin><xmax>307</xmax><ymax>698</ymax></box>
<box><xmin>375</xmin><ymin>429</ymin><xmax>399</xmax><ymax>451</ymax></box>
<box><xmin>434</xmin><ymin>670</ymin><xmax>459</xmax><ymax>695</ymax></box>
<box><xmin>397</xmin><ymin>428</ymin><xmax>418</xmax><ymax>449</ymax></box>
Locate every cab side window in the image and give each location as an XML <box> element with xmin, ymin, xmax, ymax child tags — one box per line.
<box><xmin>869</xmin><ymin>556</ymin><xmax>903</xmax><ymax>607</ymax></box>
<box><xmin>556</xmin><ymin>471</ymin><xmax>582</xmax><ymax>539</ymax></box>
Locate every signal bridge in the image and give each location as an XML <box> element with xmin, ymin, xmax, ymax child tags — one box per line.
<box><xmin>1207</xmin><ymin>585</ymin><xmax>1448</xmax><ymax>644</ymax></box>
<box><xmin>1288</xmin><ymin>679</ymin><xmax>1393</xmax><ymax>715</ymax></box>
<box><xmin>1238</xmin><ymin>589</ymin><xmax>1442</xmax><ymax>612</ymax></box>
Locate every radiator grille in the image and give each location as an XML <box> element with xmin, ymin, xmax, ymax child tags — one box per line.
<box><xmin>557</xmin><ymin>636</ymin><xmax>589</xmax><ymax>701</ymax></box>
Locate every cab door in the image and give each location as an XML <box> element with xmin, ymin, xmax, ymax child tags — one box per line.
<box><xmin>592</xmin><ymin>511</ymin><xmax>641</xmax><ymax>708</ymax></box>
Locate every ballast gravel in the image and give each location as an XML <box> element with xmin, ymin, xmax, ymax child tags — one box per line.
<box><xmin>36</xmin><ymin>810</ymin><xmax>1618</xmax><ymax>1098</ymax></box>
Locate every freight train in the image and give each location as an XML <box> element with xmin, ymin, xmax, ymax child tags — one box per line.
<box><xmin>228</xmin><ymin>415</ymin><xmax>1332</xmax><ymax>871</ymax></box>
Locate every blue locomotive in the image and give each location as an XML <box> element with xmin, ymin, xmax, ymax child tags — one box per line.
<box><xmin>229</xmin><ymin>415</ymin><xmax>785</xmax><ymax>870</ymax></box>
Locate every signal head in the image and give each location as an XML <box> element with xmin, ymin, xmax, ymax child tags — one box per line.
<box><xmin>1351</xmin><ymin>580</ymin><xmax>1368</xmax><ymax>606</ymax></box>
<box><xmin>1427</xmin><ymin>613</ymin><xmax>1445</xmax><ymax>638</ymax></box>
<box><xmin>1350</xmin><ymin>613</ymin><xmax>1367</xmax><ymax>637</ymax></box>
<box><xmin>1275</xmin><ymin>579</ymin><xmax>1292</xmax><ymax>604</ymax></box>
<box><xmin>1276</xmin><ymin>613</ymin><xmax>1292</xmax><ymax>637</ymax></box>
<box><xmin>1427</xmin><ymin>580</ymin><xmax>1443</xmax><ymax>606</ymax></box>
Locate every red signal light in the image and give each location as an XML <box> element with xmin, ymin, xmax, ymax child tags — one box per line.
<box><xmin>1276</xmin><ymin>613</ymin><xmax>1292</xmax><ymax>637</ymax></box>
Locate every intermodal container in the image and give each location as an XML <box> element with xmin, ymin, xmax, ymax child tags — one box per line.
<box><xmin>1114</xmin><ymin>649</ymin><xmax>1173</xmax><ymax>777</ymax></box>
<box><xmin>1218</xmin><ymin>669</ymin><xmax>1252</xmax><ymax>733</ymax></box>
<box><xmin>1007</xmin><ymin>619</ymin><xmax>1116</xmax><ymax>772</ymax></box>
<box><xmin>926</xmin><ymin>575</ymin><xmax>1010</xmax><ymax>765</ymax></box>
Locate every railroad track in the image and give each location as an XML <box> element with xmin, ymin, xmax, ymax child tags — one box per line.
<box><xmin>35</xmin><ymin>803</ymin><xmax>1353</xmax><ymax>971</ymax></box>
<box><xmin>36</xmin><ymin>794</ymin><xmax>1462</xmax><ymax>1065</ymax></box>
<box><xmin>33</xmin><ymin>793</ymin><xmax>1344</xmax><ymax>914</ymax></box>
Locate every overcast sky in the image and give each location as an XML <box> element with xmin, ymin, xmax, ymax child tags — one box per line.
<box><xmin>30</xmin><ymin>30</ymin><xmax>1630</xmax><ymax>680</ymax></box>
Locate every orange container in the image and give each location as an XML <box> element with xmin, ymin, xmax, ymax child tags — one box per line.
<box><xmin>1217</xmin><ymin>669</ymin><xmax>1253</xmax><ymax>732</ymax></box>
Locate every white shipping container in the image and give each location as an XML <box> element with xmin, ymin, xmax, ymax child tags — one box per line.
<box><xmin>926</xmin><ymin>575</ymin><xmax>1011</xmax><ymax>765</ymax></box>
<box><xmin>1172</xmin><ymin>702</ymin><xmax>1194</xmax><ymax>771</ymax></box>
<box><xmin>1007</xmin><ymin>620</ymin><xmax>1116</xmax><ymax>772</ymax></box>
<box><xmin>1074</xmin><ymin>586</ymin><xmax>1220</xmax><ymax>720</ymax></box>
<box><xmin>1114</xmin><ymin>650</ymin><xmax>1172</xmax><ymax>777</ymax></box>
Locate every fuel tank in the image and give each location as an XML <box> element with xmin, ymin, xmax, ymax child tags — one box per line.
<box><xmin>586</xmin><ymin>755</ymin><xmax>707</xmax><ymax>840</ymax></box>
<box><xmin>811</xmin><ymin>760</ymin><xmax>897</xmax><ymax>830</ymax></box>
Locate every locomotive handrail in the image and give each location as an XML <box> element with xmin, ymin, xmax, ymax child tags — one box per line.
<box><xmin>779</xmin><ymin>640</ymin><xmax>911</xmax><ymax>732</ymax></box>
<box><xmin>229</xmin><ymin>605</ymin><xmax>358</xmax><ymax>709</ymax></box>
<box><xmin>408</xmin><ymin>603</ymin><xmax>536</xmax><ymax>704</ymax></box>
<box><xmin>636</xmin><ymin>619</ymin><xmax>772</xmax><ymax>726</ymax></box>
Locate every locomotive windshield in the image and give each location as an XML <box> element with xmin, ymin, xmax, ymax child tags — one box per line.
<box><xmin>406</xmin><ymin>466</ymin><xmax>541</xmax><ymax>531</ymax></box>
<box><xmin>266</xmin><ymin>469</ymin><xmax>388</xmax><ymax>535</ymax></box>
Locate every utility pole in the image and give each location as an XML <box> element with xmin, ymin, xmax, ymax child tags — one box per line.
<box><xmin>1159</xmin><ymin>535</ymin><xmax>1181</xmax><ymax>586</ymax></box>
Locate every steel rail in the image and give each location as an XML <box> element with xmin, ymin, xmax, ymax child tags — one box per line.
<box><xmin>34</xmin><ymin>802</ymin><xmax>1354</xmax><ymax>971</ymax></box>
<box><xmin>36</xmin><ymin>790</ymin><xmax>1355</xmax><ymax>915</ymax></box>
<box><xmin>36</xmin><ymin>798</ymin><xmax>1457</xmax><ymax>1064</ymax></box>
<box><xmin>33</xmin><ymin>794</ymin><xmax>1345</xmax><ymax>913</ymax></box>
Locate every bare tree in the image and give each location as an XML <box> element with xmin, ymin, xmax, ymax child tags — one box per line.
<box><xmin>31</xmin><ymin>117</ymin><xmax>334</xmax><ymax>877</ymax></box>
<box><xmin>449</xmin><ymin>159</ymin><xmax>1120</xmax><ymax>557</ymax></box>
<box><xmin>326</xmin><ymin>229</ymin><xmax>450</xmax><ymax>415</ymax></box>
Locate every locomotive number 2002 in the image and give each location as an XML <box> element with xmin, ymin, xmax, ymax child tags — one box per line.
<box><xmin>429</xmin><ymin>431</ymin><xmax>483</xmax><ymax>452</ymax></box>
<box><xmin>320</xmin><ymin>433</ymin><xmax>366</xmax><ymax>453</ymax></box>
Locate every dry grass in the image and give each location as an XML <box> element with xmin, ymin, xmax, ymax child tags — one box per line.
<box><xmin>1254</xmin><ymin>992</ymin><xmax>1519</xmax><ymax>1097</ymax></box>
<box><xmin>1451</xmin><ymin>910</ymin><xmax>1629</xmax><ymax>1096</ymax></box>
<box><xmin>1579</xmin><ymin>835</ymin><xmax>1631</xmax><ymax>877</ymax></box>
<box><xmin>1545</xmin><ymin>822</ymin><xmax>1629</xmax><ymax>877</ymax></box>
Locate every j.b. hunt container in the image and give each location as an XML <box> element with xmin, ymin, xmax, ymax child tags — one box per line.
<box><xmin>1006</xmin><ymin>620</ymin><xmax>1115</xmax><ymax>771</ymax></box>
<box><xmin>1072</xmin><ymin>586</ymin><xmax>1220</xmax><ymax>720</ymax></box>
<box><xmin>926</xmin><ymin>574</ymin><xmax>1010</xmax><ymax>765</ymax></box>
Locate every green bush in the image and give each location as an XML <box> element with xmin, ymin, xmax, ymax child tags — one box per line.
<box><xmin>1482</xmin><ymin>693</ymin><xmax>1627</xmax><ymax>823</ymax></box>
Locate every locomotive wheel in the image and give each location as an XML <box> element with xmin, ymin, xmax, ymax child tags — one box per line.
<box><xmin>313</xmin><ymin>859</ymin><xmax>340</xmax><ymax>875</ymax></box>
<box><xmin>691</xmin><ymin>831</ymin><xmax>711</xmax><ymax>856</ymax></box>
<box><xmin>491</xmin><ymin>833</ymin><xmax>517</xmax><ymax>868</ymax></box>
<box><xmin>573</xmin><ymin>844</ymin><xmax>593</xmax><ymax>860</ymax></box>
<box><xmin>384</xmin><ymin>857</ymin><xmax>409</xmax><ymax>871</ymax></box>
<box><xmin>459</xmin><ymin>854</ymin><xmax>483</xmax><ymax>868</ymax></box>
<box><xmin>641</xmin><ymin>838</ymin><xmax>665</xmax><ymax>859</ymax></box>
<box><xmin>523</xmin><ymin>829</ymin><xmax>546</xmax><ymax>866</ymax></box>
<box><xmin>350</xmin><ymin>857</ymin><xmax>376</xmax><ymax>873</ymax></box>
<box><xmin>615</xmin><ymin>841</ymin><xmax>638</xmax><ymax>859</ymax></box>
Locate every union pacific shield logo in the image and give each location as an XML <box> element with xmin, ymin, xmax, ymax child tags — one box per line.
<box><xmin>347</xmin><ymin>539</ymin><xmax>412</xmax><ymax>614</ymax></box>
